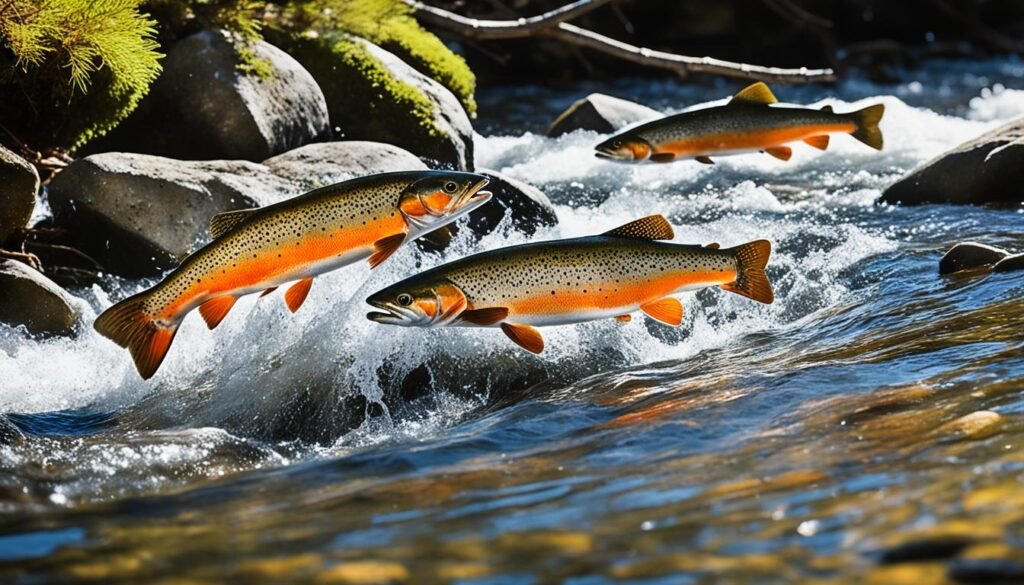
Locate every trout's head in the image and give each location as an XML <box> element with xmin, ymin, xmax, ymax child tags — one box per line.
<box><xmin>399</xmin><ymin>171</ymin><xmax>492</xmax><ymax>233</ymax></box>
<box><xmin>366</xmin><ymin>279</ymin><xmax>468</xmax><ymax>328</ymax></box>
<box><xmin>595</xmin><ymin>135</ymin><xmax>652</xmax><ymax>162</ymax></box>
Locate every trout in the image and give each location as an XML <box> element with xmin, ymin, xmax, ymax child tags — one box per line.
<box><xmin>96</xmin><ymin>171</ymin><xmax>492</xmax><ymax>379</ymax></box>
<box><xmin>366</xmin><ymin>215</ymin><xmax>773</xmax><ymax>353</ymax></box>
<box><xmin>595</xmin><ymin>82</ymin><xmax>884</xmax><ymax>164</ymax></box>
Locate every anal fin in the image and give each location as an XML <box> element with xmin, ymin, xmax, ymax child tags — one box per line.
<box><xmin>641</xmin><ymin>297</ymin><xmax>684</xmax><ymax>327</ymax></box>
<box><xmin>804</xmin><ymin>135</ymin><xmax>830</xmax><ymax>150</ymax></box>
<box><xmin>615</xmin><ymin>314</ymin><xmax>632</xmax><ymax>323</ymax></box>
<box><xmin>501</xmin><ymin>323</ymin><xmax>544</xmax><ymax>354</ymax></box>
<box><xmin>198</xmin><ymin>296</ymin><xmax>238</xmax><ymax>330</ymax></box>
<box><xmin>764</xmin><ymin>146</ymin><xmax>792</xmax><ymax>161</ymax></box>
<box><xmin>260</xmin><ymin>287</ymin><xmax>277</xmax><ymax>297</ymax></box>
<box><xmin>285</xmin><ymin>277</ymin><xmax>313</xmax><ymax>313</ymax></box>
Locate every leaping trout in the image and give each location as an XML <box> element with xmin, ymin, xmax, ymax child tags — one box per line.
<box><xmin>595</xmin><ymin>82</ymin><xmax>884</xmax><ymax>164</ymax></box>
<box><xmin>366</xmin><ymin>215</ymin><xmax>773</xmax><ymax>354</ymax></box>
<box><xmin>96</xmin><ymin>171</ymin><xmax>492</xmax><ymax>379</ymax></box>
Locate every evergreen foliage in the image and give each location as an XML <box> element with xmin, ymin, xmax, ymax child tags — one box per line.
<box><xmin>0</xmin><ymin>0</ymin><xmax>162</xmax><ymax>151</ymax></box>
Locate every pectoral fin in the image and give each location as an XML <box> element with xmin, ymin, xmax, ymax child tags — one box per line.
<box><xmin>695</xmin><ymin>156</ymin><xmax>715</xmax><ymax>165</ymax></box>
<box><xmin>285</xmin><ymin>277</ymin><xmax>313</xmax><ymax>313</ymax></box>
<box><xmin>641</xmin><ymin>297</ymin><xmax>684</xmax><ymax>327</ymax></box>
<box><xmin>804</xmin><ymin>135</ymin><xmax>830</xmax><ymax>150</ymax></box>
<box><xmin>368</xmin><ymin>233</ymin><xmax>406</xmax><ymax>269</ymax></box>
<box><xmin>198</xmin><ymin>296</ymin><xmax>238</xmax><ymax>330</ymax></box>
<box><xmin>419</xmin><ymin>226</ymin><xmax>453</xmax><ymax>250</ymax></box>
<box><xmin>501</xmin><ymin>323</ymin><xmax>544</xmax><ymax>354</ymax></box>
<box><xmin>764</xmin><ymin>146</ymin><xmax>792</xmax><ymax>161</ymax></box>
<box><xmin>459</xmin><ymin>307</ymin><xmax>509</xmax><ymax>326</ymax></box>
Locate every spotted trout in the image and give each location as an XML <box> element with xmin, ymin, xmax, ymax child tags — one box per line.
<box><xmin>366</xmin><ymin>215</ymin><xmax>773</xmax><ymax>353</ymax></box>
<box><xmin>96</xmin><ymin>171</ymin><xmax>492</xmax><ymax>379</ymax></box>
<box><xmin>595</xmin><ymin>82</ymin><xmax>884</xmax><ymax>164</ymax></box>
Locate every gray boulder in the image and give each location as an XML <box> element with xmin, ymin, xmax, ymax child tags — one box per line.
<box><xmin>90</xmin><ymin>29</ymin><xmax>329</xmax><ymax>162</ymax></box>
<box><xmin>279</xmin><ymin>34</ymin><xmax>474</xmax><ymax>170</ymax></box>
<box><xmin>0</xmin><ymin>145</ymin><xmax>38</xmax><ymax>245</ymax></box>
<box><xmin>470</xmin><ymin>169</ymin><xmax>559</xmax><ymax>236</ymax></box>
<box><xmin>263</xmin><ymin>141</ymin><xmax>426</xmax><ymax>188</ymax></box>
<box><xmin>547</xmin><ymin>93</ymin><xmax>661</xmax><ymax>137</ymax></box>
<box><xmin>994</xmin><ymin>253</ymin><xmax>1024</xmax><ymax>272</ymax></box>
<box><xmin>48</xmin><ymin>153</ymin><xmax>296</xmax><ymax>277</ymax></box>
<box><xmin>0</xmin><ymin>260</ymin><xmax>81</xmax><ymax>336</ymax></box>
<box><xmin>881</xmin><ymin>117</ymin><xmax>1024</xmax><ymax>206</ymax></box>
<box><xmin>938</xmin><ymin>242</ymin><xmax>1010</xmax><ymax>275</ymax></box>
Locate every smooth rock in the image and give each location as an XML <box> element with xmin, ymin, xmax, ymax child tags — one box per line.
<box><xmin>880</xmin><ymin>117</ymin><xmax>1024</xmax><ymax>206</ymax></box>
<box><xmin>546</xmin><ymin>93</ymin><xmax>661</xmax><ymax>137</ymax></box>
<box><xmin>48</xmin><ymin>153</ymin><xmax>296</xmax><ymax>277</ymax></box>
<box><xmin>993</xmin><ymin>253</ymin><xmax>1024</xmax><ymax>272</ymax></box>
<box><xmin>281</xmin><ymin>34</ymin><xmax>474</xmax><ymax>170</ymax></box>
<box><xmin>312</xmin><ymin>561</ymin><xmax>410</xmax><ymax>584</ymax></box>
<box><xmin>938</xmin><ymin>410</ymin><xmax>1003</xmax><ymax>440</ymax></box>
<box><xmin>90</xmin><ymin>29</ymin><xmax>329</xmax><ymax>162</ymax></box>
<box><xmin>939</xmin><ymin>242</ymin><xmax>1011</xmax><ymax>275</ymax></box>
<box><xmin>469</xmin><ymin>169</ymin><xmax>559</xmax><ymax>236</ymax></box>
<box><xmin>263</xmin><ymin>141</ymin><xmax>426</xmax><ymax>188</ymax></box>
<box><xmin>948</xmin><ymin>558</ymin><xmax>1024</xmax><ymax>584</ymax></box>
<box><xmin>0</xmin><ymin>145</ymin><xmax>39</xmax><ymax>245</ymax></box>
<box><xmin>0</xmin><ymin>260</ymin><xmax>81</xmax><ymax>336</ymax></box>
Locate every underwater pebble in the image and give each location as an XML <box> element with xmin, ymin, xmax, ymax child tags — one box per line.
<box><xmin>938</xmin><ymin>411</ymin><xmax>1003</xmax><ymax>440</ymax></box>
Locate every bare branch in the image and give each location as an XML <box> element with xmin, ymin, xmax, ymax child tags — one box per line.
<box><xmin>403</xmin><ymin>0</ymin><xmax>836</xmax><ymax>83</ymax></box>
<box><xmin>403</xmin><ymin>0</ymin><xmax>617</xmax><ymax>40</ymax></box>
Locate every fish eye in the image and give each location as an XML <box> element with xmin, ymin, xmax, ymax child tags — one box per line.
<box><xmin>397</xmin><ymin>293</ymin><xmax>413</xmax><ymax>306</ymax></box>
<box><xmin>443</xmin><ymin>181</ymin><xmax>458</xmax><ymax>193</ymax></box>
<box><xmin>612</xmin><ymin>140</ymin><xmax>622</xmax><ymax>148</ymax></box>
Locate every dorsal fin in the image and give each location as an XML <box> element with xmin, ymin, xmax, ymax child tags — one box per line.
<box><xmin>209</xmin><ymin>208</ymin><xmax>257</xmax><ymax>239</ymax></box>
<box><xmin>820</xmin><ymin>104</ymin><xmax>834</xmax><ymax>113</ymax></box>
<box><xmin>729</xmin><ymin>82</ymin><xmax>778</xmax><ymax>106</ymax></box>
<box><xmin>601</xmin><ymin>215</ymin><xmax>674</xmax><ymax>241</ymax></box>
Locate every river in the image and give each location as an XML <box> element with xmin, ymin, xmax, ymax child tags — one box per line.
<box><xmin>1</xmin><ymin>59</ymin><xmax>1023</xmax><ymax>584</ymax></box>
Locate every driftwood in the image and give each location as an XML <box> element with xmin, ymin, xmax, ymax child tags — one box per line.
<box><xmin>402</xmin><ymin>0</ymin><xmax>836</xmax><ymax>83</ymax></box>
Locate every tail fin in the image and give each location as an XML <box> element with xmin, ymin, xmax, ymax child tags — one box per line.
<box><xmin>722</xmin><ymin>240</ymin><xmax>774</xmax><ymax>304</ymax></box>
<box><xmin>94</xmin><ymin>292</ymin><xmax>178</xmax><ymax>380</ymax></box>
<box><xmin>850</xmin><ymin>103</ymin><xmax>885</xmax><ymax>150</ymax></box>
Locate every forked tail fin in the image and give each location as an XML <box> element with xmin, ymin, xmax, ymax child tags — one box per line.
<box><xmin>722</xmin><ymin>240</ymin><xmax>774</xmax><ymax>304</ymax></box>
<box><xmin>94</xmin><ymin>292</ymin><xmax>178</xmax><ymax>380</ymax></box>
<box><xmin>850</xmin><ymin>103</ymin><xmax>885</xmax><ymax>150</ymax></box>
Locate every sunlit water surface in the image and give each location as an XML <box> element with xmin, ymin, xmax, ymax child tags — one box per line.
<box><xmin>1</xmin><ymin>60</ymin><xmax>1023</xmax><ymax>584</ymax></box>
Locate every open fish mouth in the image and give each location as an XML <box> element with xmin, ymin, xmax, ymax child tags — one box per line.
<box><xmin>366</xmin><ymin>299</ymin><xmax>415</xmax><ymax>325</ymax></box>
<box><xmin>594</xmin><ymin>149</ymin><xmax>626</xmax><ymax>161</ymax></box>
<box><xmin>458</xmin><ymin>177</ymin><xmax>493</xmax><ymax>210</ymax></box>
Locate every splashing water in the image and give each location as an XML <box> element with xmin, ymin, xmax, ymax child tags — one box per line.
<box><xmin>1</xmin><ymin>61</ymin><xmax>1023</xmax><ymax>583</ymax></box>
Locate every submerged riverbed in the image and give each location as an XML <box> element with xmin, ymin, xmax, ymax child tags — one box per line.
<box><xmin>1</xmin><ymin>60</ymin><xmax>1023</xmax><ymax>583</ymax></box>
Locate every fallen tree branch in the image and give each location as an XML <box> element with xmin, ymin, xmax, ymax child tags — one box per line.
<box><xmin>403</xmin><ymin>0</ymin><xmax>836</xmax><ymax>83</ymax></box>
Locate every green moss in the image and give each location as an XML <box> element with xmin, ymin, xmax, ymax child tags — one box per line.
<box><xmin>0</xmin><ymin>0</ymin><xmax>162</xmax><ymax>151</ymax></box>
<box><xmin>285</xmin><ymin>0</ymin><xmax>476</xmax><ymax>116</ymax></box>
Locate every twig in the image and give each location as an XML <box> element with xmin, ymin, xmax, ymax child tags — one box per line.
<box><xmin>760</xmin><ymin>0</ymin><xmax>833</xmax><ymax>29</ymax></box>
<box><xmin>403</xmin><ymin>0</ymin><xmax>836</xmax><ymax>83</ymax></box>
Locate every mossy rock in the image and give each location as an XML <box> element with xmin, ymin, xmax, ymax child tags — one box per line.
<box><xmin>274</xmin><ymin>32</ymin><xmax>473</xmax><ymax>170</ymax></box>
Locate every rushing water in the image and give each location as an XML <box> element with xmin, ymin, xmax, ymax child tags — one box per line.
<box><xmin>1</xmin><ymin>60</ymin><xmax>1023</xmax><ymax>584</ymax></box>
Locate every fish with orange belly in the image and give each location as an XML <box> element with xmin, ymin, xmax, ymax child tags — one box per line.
<box><xmin>595</xmin><ymin>82</ymin><xmax>884</xmax><ymax>164</ymax></box>
<box><xmin>366</xmin><ymin>215</ymin><xmax>773</xmax><ymax>353</ymax></box>
<box><xmin>95</xmin><ymin>171</ymin><xmax>492</xmax><ymax>379</ymax></box>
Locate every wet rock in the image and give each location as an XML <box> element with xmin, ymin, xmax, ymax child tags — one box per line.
<box><xmin>880</xmin><ymin>117</ymin><xmax>1024</xmax><ymax>206</ymax></box>
<box><xmin>263</xmin><ymin>141</ymin><xmax>426</xmax><ymax>188</ymax></box>
<box><xmin>468</xmin><ymin>169</ymin><xmax>559</xmax><ymax>236</ymax></box>
<box><xmin>48</xmin><ymin>153</ymin><xmax>296</xmax><ymax>277</ymax></box>
<box><xmin>546</xmin><ymin>93</ymin><xmax>661</xmax><ymax>137</ymax></box>
<box><xmin>91</xmin><ymin>29</ymin><xmax>329</xmax><ymax>162</ymax></box>
<box><xmin>937</xmin><ymin>411</ymin><xmax>1003</xmax><ymax>440</ymax></box>
<box><xmin>994</xmin><ymin>253</ymin><xmax>1024</xmax><ymax>272</ymax></box>
<box><xmin>313</xmin><ymin>561</ymin><xmax>410</xmax><ymax>584</ymax></box>
<box><xmin>0</xmin><ymin>260</ymin><xmax>81</xmax><ymax>336</ymax></box>
<box><xmin>948</xmin><ymin>559</ymin><xmax>1024</xmax><ymax>584</ymax></box>
<box><xmin>939</xmin><ymin>242</ymin><xmax>1011</xmax><ymax>275</ymax></box>
<box><xmin>876</xmin><ymin>535</ymin><xmax>975</xmax><ymax>563</ymax></box>
<box><xmin>0</xmin><ymin>145</ymin><xmax>38</xmax><ymax>245</ymax></box>
<box><xmin>279</xmin><ymin>34</ymin><xmax>473</xmax><ymax>170</ymax></box>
